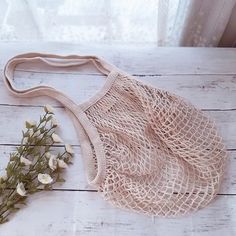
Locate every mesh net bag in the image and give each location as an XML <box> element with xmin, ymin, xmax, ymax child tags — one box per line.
<box><xmin>4</xmin><ymin>53</ymin><xmax>228</xmax><ymax>217</ymax></box>
<box><xmin>84</xmin><ymin>73</ymin><xmax>228</xmax><ymax>217</ymax></box>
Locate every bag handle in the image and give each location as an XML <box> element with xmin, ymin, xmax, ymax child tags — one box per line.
<box><xmin>4</xmin><ymin>52</ymin><xmax>118</xmax><ymax>101</ymax></box>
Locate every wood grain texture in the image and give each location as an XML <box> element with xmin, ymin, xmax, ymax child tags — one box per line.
<box><xmin>0</xmin><ymin>191</ymin><xmax>236</xmax><ymax>236</ymax></box>
<box><xmin>0</xmin><ymin>72</ymin><xmax>235</xmax><ymax>110</ymax></box>
<box><xmin>0</xmin><ymin>43</ymin><xmax>235</xmax><ymax>235</ymax></box>
<box><xmin>1</xmin><ymin>42</ymin><xmax>236</xmax><ymax>75</ymax></box>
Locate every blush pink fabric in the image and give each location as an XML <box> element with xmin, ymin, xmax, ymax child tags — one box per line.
<box><xmin>3</xmin><ymin>53</ymin><xmax>228</xmax><ymax>217</ymax></box>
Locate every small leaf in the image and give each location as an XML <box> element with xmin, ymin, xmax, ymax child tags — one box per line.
<box><xmin>0</xmin><ymin>218</ymin><xmax>9</xmax><ymax>224</ymax></box>
<box><xmin>16</xmin><ymin>146</ymin><xmax>23</xmax><ymax>153</ymax></box>
<box><xmin>11</xmin><ymin>207</ymin><xmax>20</xmax><ymax>212</ymax></box>
<box><xmin>10</xmin><ymin>155</ymin><xmax>17</xmax><ymax>162</ymax></box>
<box><xmin>19</xmin><ymin>162</ymin><xmax>26</xmax><ymax>167</ymax></box>
<box><xmin>17</xmin><ymin>198</ymin><xmax>27</xmax><ymax>205</ymax></box>
<box><xmin>25</xmin><ymin>122</ymin><xmax>31</xmax><ymax>129</ymax></box>
<box><xmin>7</xmin><ymin>201</ymin><xmax>13</xmax><ymax>207</ymax></box>
<box><xmin>0</xmin><ymin>183</ymin><xmax>7</xmax><ymax>189</ymax></box>
<box><xmin>43</xmin><ymin>185</ymin><xmax>52</xmax><ymax>190</ymax></box>
<box><xmin>46</xmin><ymin>115</ymin><xmax>53</xmax><ymax>122</ymax></box>
<box><xmin>57</xmin><ymin>178</ymin><xmax>65</xmax><ymax>183</ymax></box>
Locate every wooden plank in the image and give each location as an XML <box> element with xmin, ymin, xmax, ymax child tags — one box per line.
<box><xmin>0</xmin><ymin>191</ymin><xmax>235</xmax><ymax>236</ymax></box>
<box><xmin>0</xmin><ymin>106</ymin><xmax>77</xmax><ymax>146</ymax></box>
<box><xmin>1</xmin><ymin>42</ymin><xmax>236</xmax><ymax>75</ymax></box>
<box><xmin>0</xmin><ymin>144</ymin><xmax>234</xmax><ymax>194</ymax></box>
<box><xmin>142</xmin><ymin>75</ymin><xmax>236</xmax><ymax>110</ymax></box>
<box><xmin>0</xmin><ymin>72</ymin><xmax>235</xmax><ymax>110</ymax></box>
<box><xmin>0</xmin><ymin>106</ymin><xmax>234</xmax><ymax>149</ymax></box>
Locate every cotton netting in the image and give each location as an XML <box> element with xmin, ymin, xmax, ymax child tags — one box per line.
<box><xmin>84</xmin><ymin>73</ymin><xmax>228</xmax><ymax>217</ymax></box>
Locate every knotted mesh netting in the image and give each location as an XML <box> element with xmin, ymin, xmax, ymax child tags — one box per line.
<box><xmin>85</xmin><ymin>73</ymin><xmax>228</xmax><ymax>217</ymax></box>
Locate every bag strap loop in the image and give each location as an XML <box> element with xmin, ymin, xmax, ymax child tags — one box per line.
<box><xmin>3</xmin><ymin>52</ymin><xmax>120</xmax><ymax>112</ymax></box>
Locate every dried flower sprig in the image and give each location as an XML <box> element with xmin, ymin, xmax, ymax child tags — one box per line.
<box><xmin>0</xmin><ymin>105</ymin><xmax>74</xmax><ymax>224</ymax></box>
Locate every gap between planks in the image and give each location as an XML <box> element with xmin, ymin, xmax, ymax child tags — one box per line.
<box><xmin>0</xmin><ymin>143</ymin><xmax>235</xmax><ymax>151</ymax></box>
<box><xmin>2</xmin><ymin>68</ymin><xmax>236</xmax><ymax>76</ymax></box>
<box><xmin>0</xmin><ymin>103</ymin><xmax>235</xmax><ymax>112</ymax></box>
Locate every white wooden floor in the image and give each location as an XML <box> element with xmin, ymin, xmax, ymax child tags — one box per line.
<box><xmin>0</xmin><ymin>42</ymin><xmax>236</xmax><ymax>236</ymax></box>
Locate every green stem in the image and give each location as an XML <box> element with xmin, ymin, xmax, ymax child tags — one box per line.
<box><xmin>0</xmin><ymin>113</ymin><xmax>53</xmax><ymax>213</ymax></box>
<box><xmin>28</xmin><ymin>139</ymin><xmax>54</xmax><ymax>173</ymax></box>
<box><xmin>5</xmin><ymin>113</ymin><xmax>49</xmax><ymax>183</ymax></box>
<box><xmin>8</xmin><ymin>122</ymin><xmax>53</xmax><ymax>183</ymax></box>
<box><xmin>0</xmin><ymin>191</ymin><xmax>20</xmax><ymax>219</ymax></box>
<box><xmin>0</xmin><ymin>112</ymin><xmax>68</xmax><ymax>223</ymax></box>
<box><xmin>0</xmin><ymin>194</ymin><xmax>26</xmax><ymax>223</ymax></box>
<box><xmin>0</xmin><ymin>129</ymin><xmax>55</xmax><ymax>209</ymax></box>
<box><xmin>0</xmin><ymin>147</ymin><xmax>67</xmax><ymax>221</ymax></box>
<box><xmin>30</xmin><ymin>151</ymin><xmax>68</xmax><ymax>183</ymax></box>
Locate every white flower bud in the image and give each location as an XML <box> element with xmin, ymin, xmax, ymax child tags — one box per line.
<box><xmin>16</xmin><ymin>182</ymin><xmax>27</xmax><ymax>196</ymax></box>
<box><xmin>44</xmin><ymin>105</ymin><xmax>54</xmax><ymax>114</ymax></box>
<box><xmin>37</xmin><ymin>173</ymin><xmax>53</xmax><ymax>185</ymax></box>
<box><xmin>20</xmin><ymin>156</ymin><xmax>32</xmax><ymax>166</ymax></box>
<box><xmin>45</xmin><ymin>152</ymin><xmax>51</xmax><ymax>159</ymax></box>
<box><xmin>23</xmin><ymin>137</ymin><xmax>28</xmax><ymax>144</ymax></box>
<box><xmin>25</xmin><ymin>120</ymin><xmax>36</xmax><ymax>128</ymax></box>
<box><xmin>52</xmin><ymin>133</ymin><xmax>63</xmax><ymax>143</ymax></box>
<box><xmin>51</xmin><ymin>117</ymin><xmax>59</xmax><ymax>127</ymax></box>
<box><xmin>48</xmin><ymin>155</ymin><xmax>57</xmax><ymax>171</ymax></box>
<box><xmin>57</xmin><ymin>159</ymin><xmax>68</xmax><ymax>169</ymax></box>
<box><xmin>65</xmin><ymin>144</ymin><xmax>74</xmax><ymax>154</ymax></box>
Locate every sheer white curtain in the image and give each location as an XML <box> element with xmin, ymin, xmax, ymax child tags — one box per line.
<box><xmin>0</xmin><ymin>0</ymin><xmax>236</xmax><ymax>46</ymax></box>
